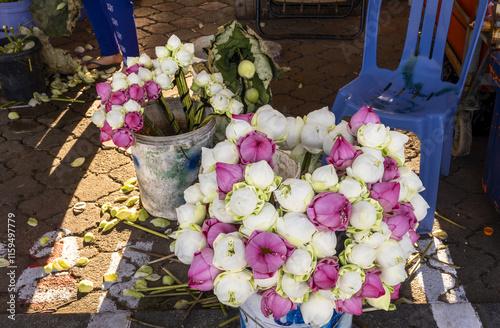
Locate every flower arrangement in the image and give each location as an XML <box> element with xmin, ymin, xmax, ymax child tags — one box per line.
<box><xmin>167</xmin><ymin>105</ymin><xmax>429</xmax><ymax>326</ymax></box>
<box><xmin>90</xmin><ymin>34</ymin><xmax>244</xmax><ymax>149</ymax></box>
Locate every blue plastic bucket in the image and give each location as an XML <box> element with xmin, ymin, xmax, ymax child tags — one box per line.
<box><xmin>0</xmin><ymin>0</ymin><xmax>35</xmax><ymax>33</ymax></box>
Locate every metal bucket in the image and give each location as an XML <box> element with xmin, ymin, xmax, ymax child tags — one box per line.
<box><xmin>131</xmin><ymin>109</ymin><xmax>216</xmax><ymax>219</ymax></box>
<box><xmin>239</xmin><ymin>293</ymin><xmax>352</xmax><ymax>328</ymax></box>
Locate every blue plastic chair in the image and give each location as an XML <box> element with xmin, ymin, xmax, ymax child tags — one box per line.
<box><xmin>330</xmin><ymin>0</ymin><xmax>488</xmax><ymax>233</ymax></box>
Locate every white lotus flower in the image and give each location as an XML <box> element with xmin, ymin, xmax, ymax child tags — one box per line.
<box><xmin>240</xmin><ymin>202</ymin><xmax>279</xmax><ymax>236</ymax></box>
<box><xmin>106</xmin><ymin>109</ymin><xmax>125</xmax><ymax>129</ymax></box>
<box><xmin>210</xmin><ymin>88</ymin><xmax>233</xmax><ymax>114</ymax></box>
<box><xmin>310</xmin><ymin>230</ymin><xmax>337</xmax><ymax>258</ymax></box>
<box><xmin>375</xmin><ymin>239</ymin><xmax>405</xmax><ymax>268</ymax></box>
<box><xmin>214</xmin><ymin>271</ymin><xmax>255</xmax><ymax>307</ymax></box>
<box><xmin>198</xmin><ymin>170</ymin><xmax>218</xmax><ymax>203</ymax></box>
<box><xmin>276</xmin><ymin>212</ymin><xmax>316</xmax><ymax>247</ymax></box>
<box><xmin>212</xmin><ymin>232</ymin><xmax>247</xmax><ymax>271</ymax></box>
<box><xmin>123</xmin><ymin>99</ymin><xmax>142</xmax><ymax>112</ymax></box>
<box><xmin>171</xmin><ymin>228</ymin><xmax>207</xmax><ymax>264</ymax></box>
<box><xmin>337</xmin><ymin>266</ymin><xmax>364</xmax><ymax>298</ymax></box>
<box><xmin>283</xmin><ymin>246</ymin><xmax>315</xmax><ymax>277</ymax></box>
<box><xmin>337</xmin><ymin>177</ymin><xmax>367</xmax><ymax>201</ymax></box>
<box><xmin>176</xmin><ymin>203</ymin><xmax>206</xmax><ymax>228</ymax></box>
<box><xmin>166</xmin><ymin>34</ymin><xmax>182</xmax><ymax>51</ymax></box>
<box><xmin>225</xmin><ymin>119</ymin><xmax>254</xmax><ymax>143</ymax></box>
<box><xmin>346</xmin><ymin>242</ymin><xmax>376</xmax><ymax>268</ymax></box>
<box><xmin>213</xmin><ymin>140</ymin><xmax>239</xmax><ymax>165</ymax></box>
<box><xmin>206</xmin><ymin>82</ymin><xmax>224</xmax><ymax>97</ymax></box>
<box><xmin>209</xmin><ymin>197</ymin><xmax>237</xmax><ymax>224</ymax></box>
<box><xmin>111</xmin><ymin>76</ymin><xmax>128</xmax><ymax>91</ymax></box>
<box><xmin>91</xmin><ymin>109</ymin><xmax>106</xmax><ymax>127</ymax></box>
<box><xmin>279</xmin><ymin>116</ymin><xmax>305</xmax><ymax>150</ymax></box>
<box><xmin>357</xmin><ymin>123</ymin><xmax>390</xmax><ymax>150</ymax></box>
<box><xmin>138</xmin><ymin>67</ymin><xmax>153</xmax><ymax>82</ymax></box>
<box><xmin>347</xmin><ymin>153</ymin><xmax>384</xmax><ymax>184</ymax></box>
<box><xmin>351</xmin><ymin>221</ymin><xmax>391</xmax><ymax>248</ymax></box>
<box><xmin>366</xmin><ymin>284</ymin><xmax>392</xmax><ymax>311</ymax></box>
<box><xmin>274</xmin><ymin>178</ymin><xmax>314</xmax><ymax>213</ymax></box>
<box><xmin>211</xmin><ymin>72</ymin><xmax>224</xmax><ymax>83</ymax></box>
<box><xmin>126</xmin><ymin>72</ymin><xmax>143</xmax><ymax>85</ymax></box>
<box><xmin>174</xmin><ymin>47</ymin><xmax>193</xmax><ymax>67</ymax></box>
<box><xmin>155</xmin><ymin>46</ymin><xmax>170</xmax><ymax>59</ymax></box>
<box><xmin>228</xmin><ymin>99</ymin><xmax>244</xmax><ymax>115</ymax></box>
<box><xmin>379</xmin><ymin>263</ymin><xmax>407</xmax><ymax>286</ymax></box>
<box><xmin>160</xmin><ymin>58</ymin><xmax>178</xmax><ymax>75</ymax></box>
<box><xmin>323</xmin><ymin>120</ymin><xmax>355</xmax><ymax>154</ymax></box>
<box><xmin>300</xmin><ymin>293</ymin><xmax>335</xmax><ymax>328</ymax></box>
<box><xmin>304</xmin><ymin>164</ymin><xmax>339</xmax><ymax>193</ymax></box>
<box><xmin>226</xmin><ymin>185</ymin><xmax>259</xmax><ymax>218</ymax></box>
<box><xmin>280</xmin><ymin>273</ymin><xmax>310</xmax><ymax>301</ymax></box>
<box><xmin>155</xmin><ymin>73</ymin><xmax>173</xmax><ymax>90</ymax></box>
<box><xmin>399</xmin><ymin>232</ymin><xmax>416</xmax><ymax>259</ymax></box>
<box><xmin>183</xmin><ymin>183</ymin><xmax>204</xmax><ymax>204</ymax></box>
<box><xmin>245</xmin><ymin>160</ymin><xmax>275</xmax><ymax>190</ymax></box>
<box><xmin>193</xmin><ymin>70</ymin><xmax>210</xmax><ymax>88</ymax></box>
<box><xmin>138</xmin><ymin>53</ymin><xmax>153</xmax><ymax>69</ymax></box>
<box><xmin>305</xmin><ymin>106</ymin><xmax>336</xmax><ymax>131</ymax></box>
<box><xmin>349</xmin><ymin>200</ymin><xmax>378</xmax><ymax>231</ymax></box>
<box><xmin>201</xmin><ymin>147</ymin><xmax>216</xmax><ymax>173</ymax></box>
<box><xmin>254</xmin><ymin>273</ymin><xmax>278</xmax><ymax>289</ymax></box>
<box><xmin>301</xmin><ymin>123</ymin><xmax>328</xmax><ymax>154</ymax></box>
<box><xmin>409</xmin><ymin>192</ymin><xmax>430</xmax><ymax>221</ymax></box>
<box><xmin>251</xmin><ymin>105</ymin><xmax>288</xmax><ymax>142</ymax></box>
<box><xmin>397</xmin><ymin>166</ymin><xmax>425</xmax><ymax>201</ymax></box>
<box><xmin>386</xmin><ymin>131</ymin><xmax>409</xmax><ymax>164</ymax></box>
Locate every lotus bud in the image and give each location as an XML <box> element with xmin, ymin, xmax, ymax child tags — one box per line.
<box><xmin>251</xmin><ymin>105</ymin><xmax>289</xmax><ymax>142</ymax></box>
<box><xmin>301</xmin><ymin>123</ymin><xmax>328</xmax><ymax>154</ymax></box>
<box><xmin>167</xmin><ymin>34</ymin><xmax>182</xmax><ymax>51</ymax></box>
<box><xmin>138</xmin><ymin>53</ymin><xmax>153</xmax><ymax>69</ymax></box>
<box><xmin>78</xmin><ymin>280</ymin><xmax>94</xmax><ymax>293</ymax></box>
<box><xmin>225</xmin><ymin>119</ymin><xmax>254</xmax><ymax>143</ymax></box>
<box><xmin>91</xmin><ymin>109</ymin><xmax>106</xmax><ymax>127</ymax></box>
<box><xmin>305</xmin><ymin>106</ymin><xmax>336</xmax><ymax>131</ymax></box>
<box><xmin>347</xmin><ymin>153</ymin><xmax>385</xmax><ymax>184</ymax></box>
<box><xmin>214</xmin><ymin>271</ymin><xmax>255</xmax><ymax>307</ymax></box>
<box><xmin>44</xmin><ymin>263</ymin><xmax>54</xmax><ymax>274</ymax></box>
<box><xmin>213</xmin><ymin>140</ymin><xmax>239</xmax><ymax>164</ymax></box>
<box><xmin>76</xmin><ymin>258</ymin><xmax>89</xmax><ymax>267</ymax></box>
<box><xmin>183</xmin><ymin>184</ymin><xmax>204</xmax><ymax>204</ymax></box>
<box><xmin>193</xmin><ymin>70</ymin><xmax>210</xmax><ymax>88</ymax></box>
<box><xmin>238</xmin><ymin>60</ymin><xmax>256</xmax><ymax>79</ymax></box>
<box><xmin>274</xmin><ymin>178</ymin><xmax>314</xmax><ymax>213</ymax></box>
<box><xmin>276</xmin><ymin>212</ymin><xmax>316</xmax><ymax>247</ymax></box>
<box><xmin>278</xmin><ymin>116</ymin><xmax>305</xmax><ymax>150</ymax></box>
<box><xmin>357</xmin><ymin>123</ymin><xmax>390</xmax><ymax>150</ymax></box>
<box><xmin>300</xmin><ymin>292</ymin><xmax>335</xmax><ymax>327</ymax></box>
<box><xmin>84</xmin><ymin>232</ymin><xmax>95</xmax><ymax>243</ymax></box>
<box><xmin>138</xmin><ymin>67</ymin><xmax>153</xmax><ymax>81</ymax></box>
<box><xmin>155</xmin><ymin>46</ymin><xmax>169</xmax><ymax>58</ymax></box>
<box><xmin>27</xmin><ymin>218</ymin><xmax>38</xmax><ymax>227</ymax></box>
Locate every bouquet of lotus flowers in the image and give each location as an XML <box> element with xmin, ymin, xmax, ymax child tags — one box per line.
<box><xmin>90</xmin><ymin>34</ymin><xmax>244</xmax><ymax>149</ymax></box>
<box><xmin>167</xmin><ymin>105</ymin><xmax>430</xmax><ymax>327</ymax></box>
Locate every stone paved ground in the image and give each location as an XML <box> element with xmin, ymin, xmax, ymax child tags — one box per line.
<box><xmin>1</xmin><ymin>0</ymin><xmax>500</xmax><ymax>327</ymax></box>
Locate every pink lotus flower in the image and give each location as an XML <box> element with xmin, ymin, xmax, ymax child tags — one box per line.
<box><xmin>309</xmin><ymin>257</ymin><xmax>339</xmax><ymax>292</ymax></box>
<box><xmin>188</xmin><ymin>248</ymin><xmax>222</xmax><ymax>291</ymax></box>
<box><xmin>259</xmin><ymin>287</ymin><xmax>297</xmax><ymax>319</ymax></box>
<box><xmin>391</xmin><ymin>283</ymin><xmax>401</xmax><ymax>299</ymax></box>
<box><xmin>100</xmin><ymin>121</ymin><xmax>114</xmax><ymax>142</ymax></box>
<box><xmin>383</xmin><ymin>203</ymin><xmax>418</xmax><ymax>241</ymax></box>
<box><xmin>370</xmin><ymin>182</ymin><xmax>400</xmax><ymax>213</ymax></box>
<box><xmin>201</xmin><ymin>218</ymin><xmax>238</xmax><ymax>248</ymax></box>
<box><xmin>126</xmin><ymin>63</ymin><xmax>141</xmax><ymax>75</ymax></box>
<box><xmin>325</xmin><ymin>136</ymin><xmax>362</xmax><ymax>172</ymax></box>
<box><xmin>124</xmin><ymin>111</ymin><xmax>144</xmax><ymax>131</ymax></box>
<box><xmin>109</xmin><ymin>90</ymin><xmax>129</xmax><ymax>106</ymax></box>
<box><xmin>128</xmin><ymin>84</ymin><xmax>146</xmax><ymax>104</ymax></box>
<box><xmin>408</xmin><ymin>229</ymin><xmax>420</xmax><ymax>244</ymax></box>
<box><xmin>112</xmin><ymin>128</ymin><xmax>134</xmax><ymax>149</ymax></box>
<box><xmin>236</xmin><ymin>131</ymin><xmax>275</xmax><ymax>167</ymax></box>
<box><xmin>359</xmin><ymin>268</ymin><xmax>385</xmax><ymax>298</ymax></box>
<box><xmin>336</xmin><ymin>296</ymin><xmax>363</xmax><ymax>316</ymax></box>
<box><xmin>145</xmin><ymin>80</ymin><xmax>162</xmax><ymax>100</ymax></box>
<box><xmin>96</xmin><ymin>82</ymin><xmax>112</xmax><ymax>103</ymax></box>
<box><xmin>246</xmin><ymin>230</ymin><xmax>294</xmax><ymax>278</ymax></box>
<box><xmin>382</xmin><ymin>157</ymin><xmax>400</xmax><ymax>182</ymax></box>
<box><xmin>215</xmin><ymin>162</ymin><xmax>244</xmax><ymax>199</ymax></box>
<box><xmin>232</xmin><ymin>113</ymin><xmax>254</xmax><ymax>124</ymax></box>
<box><xmin>306</xmin><ymin>191</ymin><xmax>351</xmax><ymax>231</ymax></box>
<box><xmin>349</xmin><ymin>105</ymin><xmax>381</xmax><ymax>134</ymax></box>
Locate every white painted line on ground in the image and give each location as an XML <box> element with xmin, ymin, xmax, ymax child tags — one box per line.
<box><xmin>414</xmin><ymin>237</ymin><xmax>483</xmax><ymax>328</ymax></box>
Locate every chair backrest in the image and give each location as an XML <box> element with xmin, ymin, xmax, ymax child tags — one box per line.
<box><xmin>362</xmin><ymin>0</ymin><xmax>488</xmax><ymax>94</ymax></box>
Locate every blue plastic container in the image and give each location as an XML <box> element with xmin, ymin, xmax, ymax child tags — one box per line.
<box><xmin>484</xmin><ymin>53</ymin><xmax>500</xmax><ymax>213</ymax></box>
<box><xmin>0</xmin><ymin>0</ymin><xmax>35</xmax><ymax>33</ymax></box>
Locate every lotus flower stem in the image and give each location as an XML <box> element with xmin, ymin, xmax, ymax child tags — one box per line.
<box><xmin>218</xmin><ymin>315</ymin><xmax>240</xmax><ymax>327</ymax></box>
<box><xmin>182</xmin><ymin>292</ymin><xmax>204</xmax><ymax>326</ymax></box>
<box><xmin>0</xmin><ymin>101</ymin><xmax>16</xmax><ymax>108</ymax></box>
<box><xmin>126</xmin><ymin>316</ymin><xmax>168</xmax><ymax>328</ymax></box>
<box><xmin>435</xmin><ymin>212</ymin><xmax>467</xmax><ymax>230</ymax></box>
<box><xmin>424</xmin><ymin>255</ymin><xmax>460</xmax><ymax>269</ymax></box>
<box><xmin>144</xmin><ymin>292</ymin><xmax>192</xmax><ymax>298</ymax></box>
<box><xmin>158</xmin><ymin>94</ymin><xmax>181</xmax><ymax>134</ymax></box>
<box><xmin>187</xmin><ymin>296</ymin><xmax>217</xmax><ymax>305</ymax></box>
<box><xmin>202</xmin><ymin>303</ymin><xmax>222</xmax><ymax>308</ymax></box>
<box><xmin>135</xmin><ymin>283</ymin><xmax>189</xmax><ymax>292</ymax></box>
<box><xmin>51</xmin><ymin>98</ymin><xmax>85</xmax><ymax>104</ymax></box>
<box><xmin>123</xmin><ymin>221</ymin><xmax>170</xmax><ymax>240</ymax></box>
<box><xmin>175</xmin><ymin>70</ymin><xmax>195</xmax><ymax>130</ymax></box>
<box><xmin>408</xmin><ymin>239</ymin><xmax>434</xmax><ymax>277</ymax></box>
<box><xmin>220</xmin><ymin>302</ymin><xmax>228</xmax><ymax>317</ymax></box>
<box><xmin>147</xmin><ymin>253</ymin><xmax>176</xmax><ymax>265</ymax></box>
<box><xmin>142</xmin><ymin>114</ymin><xmax>164</xmax><ymax>136</ymax></box>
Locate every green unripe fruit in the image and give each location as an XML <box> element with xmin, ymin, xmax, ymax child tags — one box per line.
<box><xmin>238</xmin><ymin>60</ymin><xmax>256</xmax><ymax>79</ymax></box>
<box><xmin>244</xmin><ymin>88</ymin><xmax>260</xmax><ymax>103</ymax></box>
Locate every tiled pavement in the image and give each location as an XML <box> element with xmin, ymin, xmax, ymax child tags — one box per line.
<box><xmin>1</xmin><ymin>0</ymin><xmax>500</xmax><ymax>327</ymax></box>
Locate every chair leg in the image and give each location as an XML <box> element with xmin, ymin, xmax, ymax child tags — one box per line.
<box><xmin>415</xmin><ymin>122</ymin><xmax>445</xmax><ymax>234</ymax></box>
<box><xmin>439</xmin><ymin>114</ymin><xmax>455</xmax><ymax>176</ymax></box>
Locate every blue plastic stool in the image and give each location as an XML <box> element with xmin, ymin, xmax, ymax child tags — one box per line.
<box><xmin>330</xmin><ymin>0</ymin><xmax>488</xmax><ymax>233</ymax></box>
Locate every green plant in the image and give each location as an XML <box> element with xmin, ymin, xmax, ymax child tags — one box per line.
<box><xmin>29</xmin><ymin>0</ymin><xmax>82</xmax><ymax>38</ymax></box>
<box><xmin>0</xmin><ymin>26</ymin><xmax>34</xmax><ymax>53</ymax></box>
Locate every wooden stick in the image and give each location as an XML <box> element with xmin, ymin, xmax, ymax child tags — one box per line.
<box><xmin>435</xmin><ymin>212</ymin><xmax>467</xmax><ymax>230</ymax></box>
<box><xmin>148</xmin><ymin>253</ymin><xmax>177</xmax><ymax>264</ymax></box>
<box><xmin>409</xmin><ymin>240</ymin><xmax>434</xmax><ymax>277</ymax></box>
<box><xmin>161</xmin><ymin>266</ymin><xmax>197</xmax><ymax>300</ymax></box>
<box><xmin>424</xmin><ymin>255</ymin><xmax>461</xmax><ymax>269</ymax></box>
